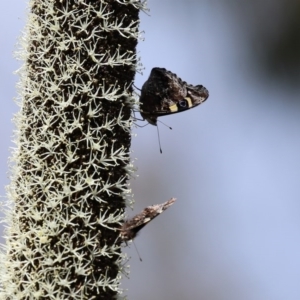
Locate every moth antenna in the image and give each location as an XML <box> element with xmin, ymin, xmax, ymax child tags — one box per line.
<box><xmin>157</xmin><ymin>119</ymin><xmax>172</xmax><ymax>130</ymax></box>
<box><xmin>157</xmin><ymin>124</ymin><xmax>163</xmax><ymax>154</ymax></box>
<box><xmin>143</xmin><ymin>10</ymin><xmax>151</xmax><ymax>17</ymax></box>
<box><xmin>133</xmin><ymin>240</ymin><xmax>143</xmax><ymax>262</ymax></box>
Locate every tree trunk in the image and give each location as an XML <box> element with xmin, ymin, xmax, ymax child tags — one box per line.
<box><xmin>1</xmin><ymin>0</ymin><xmax>146</xmax><ymax>298</ymax></box>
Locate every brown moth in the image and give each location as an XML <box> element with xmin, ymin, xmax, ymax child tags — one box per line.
<box><xmin>139</xmin><ymin>68</ymin><xmax>209</xmax><ymax>126</ymax></box>
<box><xmin>120</xmin><ymin>198</ymin><xmax>176</xmax><ymax>242</ymax></box>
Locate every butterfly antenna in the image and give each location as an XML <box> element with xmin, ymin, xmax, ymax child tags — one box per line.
<box><xmin>158</xmin><ymin>119</ymin><xmax>172</xmax><ymax>130</ymax></box>
<box><xmin>157</xmin><ymin>124</ymin><xmax>163</xmax><ymax>154</ymax></box>
<box><xmin>132</xmin><ymin>240</ymin><xmax>143</xmax><ymax>262</ymax></box>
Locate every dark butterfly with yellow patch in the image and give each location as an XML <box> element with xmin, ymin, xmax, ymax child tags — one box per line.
<box><xmin>120</xmin><ymin>198</ymin><xmax>176</xmax><ymax>242</ymax></box>
<box><xmin>139</xmin><ymin>68</ymin><xmax>209</xmax><ymax>125</ymax></box>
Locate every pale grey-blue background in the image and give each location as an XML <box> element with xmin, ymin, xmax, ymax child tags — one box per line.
<box><xmin>1</xmin><ymin>1</ymin><xmax>300</xmax><ymax>300</ymax></box>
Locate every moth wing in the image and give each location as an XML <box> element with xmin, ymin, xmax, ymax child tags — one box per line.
<box><xmin>120</xmin><ymin>198</ymin><xmax>176</xmax><ymax>241</ymax></box>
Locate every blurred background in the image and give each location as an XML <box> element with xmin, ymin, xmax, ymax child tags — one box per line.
<box><xmin>1</xmin><ymin>1</ymin><xmax>300</xmax><ymax>299</ymax></box>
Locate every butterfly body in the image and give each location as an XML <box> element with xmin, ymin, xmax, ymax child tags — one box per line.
<box><xmin>139</xmin><ymin>68</ymin><xmax>209</xmax><ymax>125</ymax></box>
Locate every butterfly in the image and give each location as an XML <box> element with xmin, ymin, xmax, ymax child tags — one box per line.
<box><xmin>120</xmin><ymin>198</ymin><xmax>176</xmax><ymax>242</ymax></box>
<box><xmin>139</xmin><ymin>68</ymin><xmax>209</xmax><ymax>126</ymax></box>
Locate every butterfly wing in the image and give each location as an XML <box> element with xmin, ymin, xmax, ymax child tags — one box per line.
<box><xmin>139</xmin><ymin>68</ymin><xmax>209</xmax><ymax>125</ymax></box>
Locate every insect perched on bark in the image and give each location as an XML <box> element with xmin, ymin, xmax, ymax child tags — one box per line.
<box><xmin>120</xmin><ymin>198</ymin><xmax>176</xmax><ymax>242</ymax></box>
<box><xmin>139</xmin><ymin>68</ymin><xmax>209</xmax><ymax>126</ymax></box>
